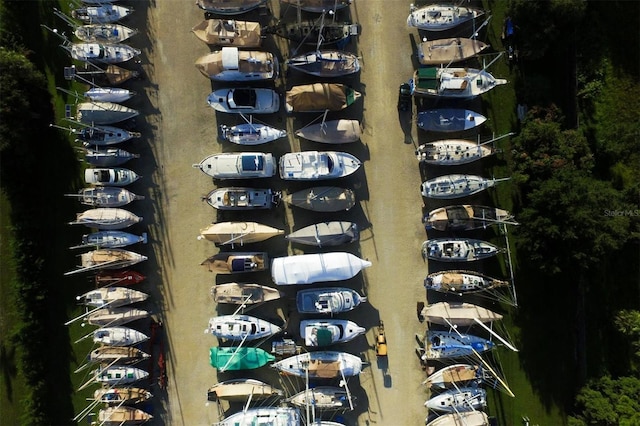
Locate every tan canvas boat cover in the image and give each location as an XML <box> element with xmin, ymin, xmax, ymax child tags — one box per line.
<box><xmin>286</xmin><ymin>83</ymin><xmax>355</xmax><ymax>112</ymax></box>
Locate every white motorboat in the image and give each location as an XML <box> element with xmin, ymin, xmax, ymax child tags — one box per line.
<box><xmin>417</xmin><ymin>37</ymin><xmax>489</xmax><ymax>65</ymax></box>
<box><xmin>85</xmin><ymin>167</ymin><xmax>140</xmax><ymax>186</ymax></box>
<box><xmin>207</xmin><ymin>379</ymin><xmax>283</xmax><ymax>402</ymax></box>
<box><xmin>271</xmin><ymin>252</ymin><xmax>371</xmax><ymax>285</ymax></box>
<box><xmin>410</xmin><ymin>66</ymin><xmax>507</xmax><ymax>99</ymax></box>
<box><xmin>407</xmin><ymin>3</ymin><xmax>485</xmax><ymax>31</ymax></box>
<box><xmin>71</xmin><ymin>4</ymin><xmax>134</xmax><ymax>24</ymax></box>
<box><xmin>421</xmin><ymin>174</ymin><xmax>510</xmax><ymax>199</ymax></box>
<box><xmin>205</xmin><ymin>314</ymin><xmax>282</xmax><ymax>341</ymax></box>
<box><xmin>195</xmin><ymin>47</ymin><xmax>278</xmax><ymax>81</ymax></box>
<box><xmin>284</xmin><ymin>186</ymin><xmax>356</xmax><ymax>212</ymax></box>
<box><xmin>415</xmin><ymin>139</ymin><xmax>495</xmax><ymax>166</ymax></box>
<box><xmin>74</xmin><ymin>23</ymin><xmax>138</xmax><ymax>43</ymax></box>
<box><xmin>422</xmin><ymin>302</ymin><xmax>503</xmax><ymax>326</ymax></box>
<box><xmin>424</xmin><ymin>270</ymin><xmax>510</xmax><ymax>295</ymax></box>
<box><xmin>77</xmin><ymin>287</ymin><xmax>149</xmax><ymax>308</ymax></box>
<box><xmin>83</xmin><ymin>146</ymin><xmax>139</xmax><ymax>167</ymax></box>
<box><xmin>193</xmin><ymin>152</ymin><xmax>276</xmax><ymax>179</ymax></box>
<box><xmin>86</xmin><ymin>307</ymin><xmax>150</xmax><ymax>326</ymax></box>
<box><xmin>219</xmin><ymin>123</ymin><xmax>287</xmax><ymax>145</ymax></box>
<box><xmin>198</xmin><ymin>221</ymin><xmax>284</xmax><ymax>246</ymax></box>
<box><xmin>296</xmin><ymin>287</ymin><xmax>366</xmax><ymax>314</ymax></box>
<box><xmin>66</xmin><ymin>187</ymin><xmax>144</xmax><ymax>207</ymax></box>
<box><xmin>295</xmin><ymin>119</ymin><xmax>361</xmax><ymax>144</ymax></box>
<box><xmin>300</xmin><ymin>319</ymin><xmax>366</xmax><ymax>347</ymax></box>
<box><xmin>205</xmin><ymin>187</ymin><xmax>280</xmax><ymax>210</ymax></box>
<box><xmin>422</xmin><ymin>238</ymin><xmax>502</xmax><ymax>262</ymax></box>
<box><xmin>285</xmin><ymin>221</ymin><xmax>359</xmax><ymax>247</ymax></box>
<box><xmin>212</xmin><ymin>407</ymin><xmax>300</xmax><ymax>426</ymax></box>
<box><xmin>279</xmin><ymin>151</ymin><xmax>361</xmax><ymax>180</ymax></box>
<box><xmin>425</xmin><ymin>387</ymin><xmax>487</xmax><ymax>413</ymax></box>
<box><xmin>271</xmin><ymin>351</ymin><xmax>363</xmax><ymax>379</ymax></box>
<box><xmin>207</xmin><ymin>87</ymin><xmax>280</xmax><ymax>114</ymax></box>
<box><xmin>287</xmin><ymin>50</ymin><xmax>360</xmax><ymax>77</ymax></box>
<box><xmin>84</xmin><ymin>87</ymin><xmax>135</xmax><ymax>103</ymax></box>
<box><xmin>211</xmin><ymin>283</ymin><xmax>283</xmax><ymax>305</ymax></box>
<box><xmin>64</xmin><ymin>42</ymin><xmax>141</xmax><ymax>64</ymax></box>
<box><xmin>201</xmin><ymin>252</ymin><xmax>268</xmax><ymax>274</ymax></box>
<box><xmin>76</xmin><ymin>101</ymin><xmax>139</xmax><ymax>124</ymax></box>
<box><xmin>196</xmin><ymin>0</ymin><xmax>267</xmax><ymax>14</ymax></box>
<box><xmin>70</xmin><ymin>230</ymin><xmax>147</xmax><ymax>249</ymax></box>
<box><xmin>93</xmin><ymin>326</ymin><xmax>150</xmax><ymax>347</ymax></box>
<box><xmin>68</xmin><ymin>208</ymin><xmax>142</xmax><ymax>229</ymax></box>
<box><xmin>417</xmin><ymin>109</ymin><xmax>486</xmax><ymax>132</ymax></box>
<box><xmin>191</xmin><ymin>19</ymin><xmax>262</xmax><ymax>47</ymax></box>
<box><xmin>286</xmin><ymin>83</ymin><xmax>361</xmax><ymax>113</ymax></box>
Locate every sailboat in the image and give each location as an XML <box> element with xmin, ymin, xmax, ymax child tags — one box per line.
<box><xmin>288</xmin><ymin>50</ymin><xmax>360</xmax><ymax>77</ymax></box>
<box><xmin>410</xmin><ymin>65</ymin><xmax>507</xmax><ymax>99</ymax></box>
<box><xmin>288</xmin><ymin>386</ymin><xmax>354</xmax><ymax>410</ymax></box>
<box><xmin>421</xmin><ymin>238</ymin><xmax>502</xmax><ymax>262</ymax></box>
<box><xmin>424</xmin><ymin>364</ymin><xmax>483</xmax><ymax>389</ymax></box>
<box><xmin>417</xmin><ymin>109</ymin><xmax>486</xmax><ymax>133</ymax></box>
<box><xmin>421</xmin><ymin>302</ymin><xmax>503</xmax><ymax>326</ymax></box>
<box><xmin>424</xmin><ymin>270</ymin><xmax>510</xmax><ymax>295</ymax></box>
<box><xmin>286</xmin><ymin>83</ymin><xmax>361</xmax><ymax>113</ymax></box>
<box><xmin>201</xmin><ymin>252</ymin><xmax>268</xmax><ymax>274</ymax></box>
<box><xmin>92</xmin><ymin>387</ymin><xmax>153</xmax><ymax>405</ymax></box>
<box><xmin>70</xmin><ymin>230</ymin><xmax>147</xmax><ymax>249</ymax></box>
<box><xmin>205</xmin><ymin>314</ymin><xmax>282</xmax><ymax>341</ymax></box>
<box><xmin>196</xmin><ymin>0</ymin><xmax>267</xmax><ymax>14</ymax></box>
<box><xmin>76</xmin><ymin>101</ymin><xmax>139</xmax><ymax>125</ymax></box>
<box><xmin>76</xmin><ymin>287</ymin><xmax>149</xmax><ymax>308</ymax></box>
<box><xmin>295</xmin><ymin>118</ymin><xmax>361</xmax><ymax>144</ymax></box>
<box><xmin>285</xmin><ymin>221</ymin><xmax>359</xmax><ymax>247</ymax></box>
<box><xmin>209</xmin><ymin>346</ymin><xmax>275</xmax><ymax>371</ymax></box>
<box><xmin>425</xmin><ymin>387</ymin><xmax>487</xmax><ymax>412</ymax></box>
<box><xmin>198</xmin><ymin>221</ymin><xmax>284</xmax><ymax>246</ymax></box>
<box><xmin>195</xmin><ymin>47</ymin><xmax>278</xmax><ymax>82</ymax></box>
<box><xmin>212</xmin><ymin>407</ymin><xmax>301</xmax><ymax>426</ymax></box>
<box><xmin>417</xmin><ymin>37</ymin><xmax>489</xmax><ymax>65</ymax></box>
<box><xmin>191</xmin><ymin>19</ymin><xmax>262</xmax><ymax>47</ymax></box>
<box><xmin>207</xmin><ymin>379</ymin><xmax>283</xmax><ymax>402</ymax></box>
<box><xmin>211</xmin><ymin>283</ymin><xmax>283</xmax><ymax>305</ymax></box>
<box><xmin>271</xmin><ymin>351</ymin><xmax>363</xmax><ymax>379</ymax></box>
<box><xmin>423</xmin><ymin>205</ymin><xmax>517</xmax><ymax>231</ymax></box>
<box><xmin>284</xmin><ymin>186</ymin><xmax>356</xmax><ymax>212</ymax></box>
<box><xmin>423</xmin><ymin>330</ymin><xmax>495</xmax><ymax>360</ymax></box>
<box><xmin>68</xmin><ymin>208</ymin><xmax>142</xmax><ymax>230</ymax></box>
<box><xmin>426</xmin><ymin>411</ymin><xmax>489</xmax><ymax>426</ymax></box>
<box><xmin>421</xmin><ymin>174</ymin><xmax>510</xmax><ymax>199</ymax></box>
<box><xmin>82</xmin><ymin>146</ymin><xmax>139</xmax><ymax>167</ymax></box>
<box><xmin>66</xmin><ymin>187</ymin><xmax>144</xmax><ymax>208</ymax></box>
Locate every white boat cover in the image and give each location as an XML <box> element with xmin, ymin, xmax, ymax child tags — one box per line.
<box><xmin>271</xmin><ymin>252</ymin><xmax>371</xmax><ymax>285</ymax></box>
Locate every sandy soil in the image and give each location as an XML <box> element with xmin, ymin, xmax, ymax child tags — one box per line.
<box><xmin>136</xmin><ymin>1</ymin><xmax>431</xmax><ymax>425</ymax></box>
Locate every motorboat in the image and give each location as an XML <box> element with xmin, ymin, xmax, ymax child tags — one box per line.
<box><xmin>284</xmin><ymin>186</ymin><xmax>356</xmax><ymax>212</ymax></box>
<box><xmin>425</xmin><ymin>387</ymin><xmax>487</xmax><ymax>413</ymax></box>
<box><xmin>288</xmin><ymin>386</ymin><xmax>353</xmax><ymax>410</ymax></box>
<box><xmin>286</xmin><ymin>83</ymin><xmax>361</xmax><ymax>113</ymax></box>
<box><xmin>410</xmin><ymin>66</ymin><xmax>507</xmax><ymax>99</ymax></box>
<box><xmin>421</xmin><ymin>302</ymin><xmax>503</xmax><ymax>326</ymax></box>
<box><xmin>296</xmin><ymin>287</ymin><xmax>366</xmax><ymax>314</ymax></box>
<box><xmin>287</xmin><ymin>50</ymin><xmax>360</xmax><ymax>77</ymax></box>
<box><xmin>279</xmin><ymin>151</ymin><xmax>361</xmax><ymax>180</ymax></box>
<box><xmin>86</xmin><ymin>307</ymin><xmax>150</xmax><ymax>326</ymax></box>
<box><xmin>198</xmin><ymin>221</ymin><xmax>284</xmax><ymax>245</ymax></box>
<box><xmin>70</xmin><ymin>230</ymin><xmax>147</xmax><ymax>249</ymax></box>
<box><xmin>423</xmin><ymin>331</ymin><xmax>495</xmax><ymax>360</ymax></box>
<box><xmin>95</xmin><ymin>270</ymin><xmax>146</xmax><ymax>286</ymax></box>
<box><xmin>74</xmin><ymin>23</ymin><xmax>138</xmax><ymax>43</ymax></box>
<box><xmin>71</xmin><ymin>124</ymin><xmax>140</xmax><ymax>146</ymax></box>
<box><xmin>89</xmin><ymin>347</ymin><xmax>150</xmax><ymax>365</ymax></box>
<box><xmin>68</xmin><ymin>208</ymin><xmax>142</xmax><ymax>229</ymax></box>
<box><xmin>417</xmin><ymin>37</ymin><xmax>489</xmax><ymax>65</ymax></box>
<box><xmin>93</xmin><ymin>366</ymin><xmax>149</xmax><ymax>386</ymax></box>
<box><xmin>98</xmin><ymin>406</ymin><xmax>152</xmax><ymax>425</ymax></box>
<box><xmin>295</xmin><ymin>119</ymin><xmax>361</xmax><ymax>144</ymax></box>
<box><xmin>286</xmin><ymin>221</ymin><xmax>359</xmax><ymax>247</ymax></box>
<box><xmin>193</xmin><ymin>152</ymin><xmax>276</xmax><ymax>179</ymax></box>
<box><xmin>417</xmin><ymin>109</ymin><xmax>486</xmax><ymax>132</ymax></box>
<box><xmin>424</xmin><ymin>270</ymin><xmax>510</xmax><ymax>295</ymax></box>
<box><xmin>264</xmin><ymin>20</ymin><xmax>358</xmax><ymax>46</ymax></box>
<box><xmin>64</xmin><ymin>42</ymin><xmax>140</xmax><ymax>64</ymax></box>
<box><xmin>219</xmin><ymin>123</ymin><xmax>287</xmax><ymax>145</ymax></box>
<box><xmin>271</xmin><ymin>351</ymin><xmax>363</xmax><ymax>379</ymax></box>
<box><xmin>71</xmin><ymin>4</ymin><xmax>134</xmax><ymax>24</ymax></box>
<box><xmin>196</xmin><ymin>0</ymin><xmax>267</xmax><ymax>14</ymax></box>
<box><xmin>201</xmin><ymin>252</ymin><xmax>268</xmax><ymax>273</ymax></box>
<box><xmin>424</xmin><ymin>364</ymin><xmax>483</xmax><ymax>389</ymax></box>
<box><xmin>271</xmin><ymin>252</ymin><xmax>371</xmax><ymax>285</ymax></box>
<box><xmin>426</xmin><ymin>411</ymin><xmax>489</xmax><ymax>426</ymax></box>
<box><xmin>205</xmin><ymin>187</ymin><xmax>281</xmax><ymax>210</ymax></box>
<box><xmin>77</xmin><ymin>287</ymin><xmax>149</xmax><ymax>308</ymax></box>
<box><xmin>66</xmin><ymin>187</ymin><xmax>144</xmax><ymax>208</ymax></box>
<box><xmin>209</xmin><ymin>347</ymin><xmax>275</xmax><ymax>371</ymax></box>
<box><xmin>68</xmin><ymin>249</ymin><xmax>147</xmax><ymax>275</ymax></box>
<box><xmin>205</xmin><ymin>314</ymin><xmax>282</xmax><ymax>341</ymax></box>
<box><xmin>421</xmin><ymin>174</ymin><xmax>510</xmax><ymax>199</ymax></box>
<box><xmin>207</xmin><ymin>87</ymin><xmax>280</xmax><ymax>114</ymax></box>
<box><xmin>93</xmin><ymin>387</ymin><xmax>153</xmax><ymax>405</ymax></box>
<box><xmin>92</xmin><ymin>326</ymin><xmax>150</xmax><ymax>347</ymax></box>
<box><xmin>407</xmin><ymin>3</ymin><xmax>485</xmax><ymax>31</ymax></box>
<box><xmin>85</xmin><ymin>167</ymin><xmax>141</xmax><ymax>186</ymax></box>
<box><xmin>421</xmin><ymin>238</ymin><xmax>502</xmax><ymax>262</ymax></box>
<box><xmin>212</xmin><ymin>407</ymin><xmax>300</xmax><ymax>426</ymax></box>
<box><xmin>415</xmin><ymin>139</ymin><xmax>495</xmax><ymax>166</ymax></box>
<box><xmin>300</xmin><ymin>319</ymin><xmax>366</xmax><ymax>347</ymax></box>
<box><xmin>280</xmin><ymin>0</ymin><xmax>351</xmax><ymax>13</ymax></box>
<box><xmin>424</xmin><ymin>205</ymin><xmax>516</xmax><ymax>231</ymax></box>
<box><xmin>211</xmin><ymin>283</ymin><xmax>283</xmax><ymax>305</ymax></box>
<box><xmin>84</xmin><ymin>87</ymin><xmax>135</xmax><ymax>103</ymax></box>
<box><xmin>83</xmin><ymin>146</ymin><xmax>139</xmax><ymax>167</ymax></box>
<box><xmin>76</xmin><ymin>101</ymin><xmax>139</xmax><ymax>125</ymax></box>
<box><xmin>207</xmin><ymin>379</ymin><xmax>283</xmax><ymax>402</ymax></box>
<box><xmin>191</xmin><ymin>19</ymin><xmax>262</xmax><ymax>47</ymax></box>
<box><xmin>195</xmin><ymin>47</ymin><xmax>278</xmax><ymax>81</ymax></box>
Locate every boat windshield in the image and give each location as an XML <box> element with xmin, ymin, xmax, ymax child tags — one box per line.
<box><xmin>241</xmin><ymin>154</ymin><xmax>264</xmax><ymax>171</ymax></box>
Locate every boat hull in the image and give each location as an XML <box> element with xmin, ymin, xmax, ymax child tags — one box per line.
<box><xmin>271</xmin><ymin>252</ymin><xmax>371</xmax><ymax>285</ymax></box>
<box><xmin>424</xmin><ymin>270</ymin><xmax>509</xmax><ymax>294</ymax></box>
<box><xmin>75</xmin><ymin>23</ymin><xmax>137</xmax><ymax>43</ymax></box>
<box><xmin>288</xmin><ymin>386</ymin><xmax>353</xmax><ymax>410</ymax></box>
<box><xmin>195</xmin><ymin>48</ymin><xmax>278</xmax><ymax>82</ymax></box>
<box><xmin>78</xmin><ymin>287</ymin><xmax>149</xmax><ymax>308</ymax></box>
<box><xmin>286</xmin><ymin>221</ymin><xmax>359</xmax><ymax>247</ymax></box>
<box><xmin>86</xmin><ymin>307</ymin><xmax>150</xmax><ymax>326</ymax></box>
<box><xmin>424</xmin><ymin>364</ymin><xmax>482</xmax><ymax>389</ymax></box>
<box><xmin>191</xmin><ymin>19</ymin><xmax>262</xmax><ymax>47</ymax></box>
<box><xmin>193</xmin><ymin>152</ymin><xmax>276</xmax><ymax>179</ymax></box>
<box><xmin>211</xmin><ymin>283</ymin><xmax>282</xmax><ymax>304</ymax></box>
<box><xmin>76</xmin><ymin>230</ymin><xmax>147</xmax><ymax>249</ymax></box>
<box><xmin>272</xmin><ymin>351</ymin><xmax>363</xmax><ymax>379</ymax></box>
<box><xmin>72</xmin><ymin>187</ymin><xmax>143</xmax><ymax>208</ymax></box>
<box><xmin>89</xmin><ymin>347</ymin><xmax>150</xmax><ymax>364</ymax></box>
<box><xmin>206</xmin><ymin>314</ymin><xmax>282</xmax><ymax>341</ymax></box>
<box><xmin>420</xmin><ymin>174</ymin><xmax>503</xmax><ymax>199</ymax></box>
<box><xmin>93</xmin><ymin>326</ymin><xmax>149</xmax><ymax>346</ymax></box>
<box><xmin>77</xmin><ymin>102</ymin><xmax>139</xmax><ymax>125</ymax></box>
<box><xmin>285</xmin><ymin>83</ymin><xmax>361</xmax><ymax>113</ymax></box>
<box><xmin>84</xmin><ymin>147</ymin><xmax>139</xmax><ymax>167</ymax></box>
<box><xmin>196</xmin><ymin>0</ymin><xmax>266</xmax><ymax>14</ymax></box>
<box><xmin>425</xmin><ymin>387</ymin><xmax>487</xmax><ymax>413</ymax></box>
<box><xmin>407</xmin><ymin>4</ymin><xmax>484</xmax><ymax>31</ymax></box>
<box><xmin>417</xmin><ymin>109</ymin><xmax>486</xmax><ymax>133</ymax></box>
<box><xmin>288</xmin><ymin>50</ymin><xmax>360</xmax><ymax>77</ymax></box>
<box><xmin>424</xmin><ymin>205</ymin><xmax>514</xmax><ymax>231</ymax></box>
<box><xmin>207</xmin><ymin>379</ymin><xmax>282</xmax><ymax>402</ymax></box>
<box><xmin>284</xmin><ymin>186</ymin><xmax>356</xmax><ymax>212</ymax></box>
<box><xmin>69</xmin><ymin>208</ymin><xmax>142</xmax><ymax>229</ymax></box>
<box><xmin>422</xmin><ymin>302</ymin><xmax>503</xmax><ymax>326</ymax></box>
<box><xmin>421</xmin><ymin>239</ymin><xmax>501</xmax><ymax>262</ymax></box>
<box><xmin>209</xmin><ymin>347</ymin><xmax>275</xmax><ymax>371</ymax></box>
<box><xmin>219</xmin><ymin>123</ymin><xmax>286</xmax><ymax>145</ymax></box>
<box><xmin>201</xmin><ymin>252</ymin><xmax>268</xmax><ymax>273</ymax></box>
<box><xmin>94</xmin><ymin>366</ymin><xmax>149</xmax><ymax>385</ymax></box>
<box><xmin>424</xmin><ymin>331</ymin><xmax>495</xmax><ymax>360</ymax></box>
<box><xmin>416</xmin><ymin>139</ymin><xmax>494</xmax><ymax>166</ymax></box>
<box><xmin>417</xmin><ymin>38</ymin><xmax>489</xmax><ymax>65</ymax></box>
<box><xmin>199</xmin><ymin>221</ymin><xmax>284</xmax><ymax>245</ymax></box>
<box><xmin>295</xmin><ymin>119</ymin><xmax>361</xmax><ymax>144</ymax></box>
<box><xmin>207</xmin><ymin>88</ymin><xmax>280</xmax><ymax>114</ymax></box>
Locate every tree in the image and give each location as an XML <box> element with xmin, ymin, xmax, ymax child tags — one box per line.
<box><xmin>569</xmin><ymin>376</ymin><xmax>640</xmax><ymax>426</ymax></box>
